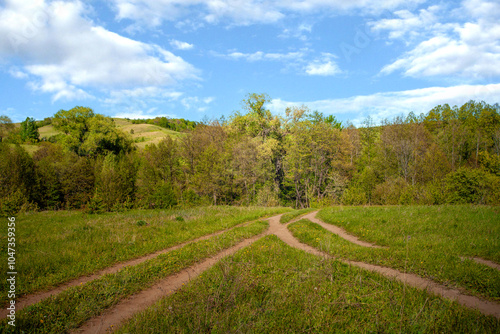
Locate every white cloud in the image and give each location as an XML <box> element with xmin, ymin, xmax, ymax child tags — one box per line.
<box><xmin>110</xmin><ymin>0</ymin><xmax>425</xmax><ymax>28</ymax></box>
<box><xmin>305</xmin><ymin>60</ymin><xmax>341</xmax><ymax>76</ymax></box>
<box><xmin>8</xmin><ymin>67</ymin><xmax>28</xmax><ymax>79</ymax></box>
<box><xmin>369</xmin><ymin>6</ymin><xmax>443</xmax><ymax>41</ymax></box>
<box><xmin>0</xmin><ymin>0</ymin><xmax>199</xmax><ymax>101</ymax></box>
<box><xmin>103</xmin><ymin>87</ymin><xmax>183</xmax><ymax>105</ymax></box>
<box><xmin>305</xmin><ymin>53</ymin><xmax>341</xmax><ymax>76</ymax></box>
<box><xmin>375</xmin><ymin>0</ymin><xmax>500</xmax><ymax>80</ymax></box>
<box><xmin>269</xmin><ymin>83</ymin><xmax>500</xmax><ymax>125</ymax></box>
<box><xmin>181</xmin><ymin>96</ymin><xmax>215</xmax><ymax>112</ymax></box>
<box><xmin>112</xmin><ymin>107</ymin><xmax>178</xmax><ymax>120</ymax></box>
<box><xmin>170</xmin><ymin>39</ymin><xmax>194</xmax><ymax>50</ymax></box>
<box><xmin>226</xmin><ymin>50</ymin><xmax>307</xmax><ymax>63</ymax></box>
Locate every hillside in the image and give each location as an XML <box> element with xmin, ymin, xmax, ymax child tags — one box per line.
<box><xmin>22</xmin><ymin>118</ymin><xmax>186</xmax><ymax>155</ymax></box>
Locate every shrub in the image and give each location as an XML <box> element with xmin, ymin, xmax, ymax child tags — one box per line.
<box><xmin>341</xmin><ymin>186</ymin><xmax>367</xmax><ymax>205</ymax></box>
<box><xmin>372</xmin><ymin>177</ymin><xmax>407</xmax><ymax>205</ymax></box>
<box><xmin>86</xmin><ymin>193</ymin><xmax>105</xmax><ymax>214</ymax></box>
<box><xmin>149</xmin><ymin>183</ymin><xmax>178</xmax><ymax>209</ymax></box>
<box><xmin>444</xmin><ymin>168</ymin><xmax>500</xmax><ymax>205</ymax></box>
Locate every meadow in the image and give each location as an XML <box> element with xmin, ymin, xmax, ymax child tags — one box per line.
<box><xmin>1</xmin><ymin>205</ymin><xmax>499</xmax><ymax>333</ymax></box>
<box><xmin>0</xmin><ymin>206</ymin><xmax>289</xmax><ymax>304</ymax></box>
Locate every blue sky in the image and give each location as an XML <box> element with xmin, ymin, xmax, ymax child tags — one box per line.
<box><xmin>1</xmin><ymin>0</ymin><xmax>499</xmax><ymax>125</ymax></box>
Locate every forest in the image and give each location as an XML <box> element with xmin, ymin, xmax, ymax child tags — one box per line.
<box><xmin>1</xmin><ymin>94</ymin><xmax>499</xmax><ymax>215</ymax></box>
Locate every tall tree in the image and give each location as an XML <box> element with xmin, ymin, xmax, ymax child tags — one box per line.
<box><xmin>20</xmin><ymin>117</ymin><xmax>39</xmax><ymax>143</ymax></box>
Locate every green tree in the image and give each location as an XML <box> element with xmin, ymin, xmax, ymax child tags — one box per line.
<box><xmin>20</xmin><ymin>117</ymin><xmax>39</xmax><ymax>143</ymax></box>
<box><xmin>138</xmin><ymin>137</ymin><xmax>182</xmax><ymax>208</ymax></box>
<box><xmin>53</xmin><ymin>107</ymin><xmax>133</xmax><ymax>157</ymax></box>
<box><xmin>0</xmin><ymin>116</ymin><xmax>14</xmax><ymax>142</ymax></box>
<box><xmin>0</xmin><ymin>144</ymin><xmax>37</xmax><ymax>214</ymax></box>
<box><xmin>32</xmin><ymin>143</ymin><xmax>65</xmax><ymax>210</ymax></box>
<box><xmin>95</xmin><ymin>153</ymin><xmax>138</xmax><ymax>211</ymax></box>
<box><xmin>229</xmin><ymin>94</ymin><xmax>286</xmax><ymax>198</ymax></box>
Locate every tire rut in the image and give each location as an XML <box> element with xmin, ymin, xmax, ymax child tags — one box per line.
<box><xmin>301</xmin><ymin>211</ymin><xmax>384</xmax><ymax>248</ymax></box>
<box><xmin>278</xmin><ymin>214</ymin><xmax>500</xmax><ymax>320</ymax></box>
<box><xmin>0</xmin><ymin>217</ymin><xmax>262</xmax><ymax>319</ymax></box>
<box><xmin>71</xmin><ymin>232</ymin><xmax>266</xmax><ymax>334</ymax></box>
<box><xmin>20</xmin><ymin>212</ymin><xmax>500</xmax><ymax>333</ymax></box>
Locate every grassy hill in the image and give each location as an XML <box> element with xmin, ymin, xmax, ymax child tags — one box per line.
<box><xmin>17</xmin><ymin>118</ymin><xmax>186</xmax><ymax>155</ymax></box>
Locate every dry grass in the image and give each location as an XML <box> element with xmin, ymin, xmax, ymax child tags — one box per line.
<box><xmin>38</xmin><ymin>125</ymin><xmax>62</xmax><ymax>139</ymax></box>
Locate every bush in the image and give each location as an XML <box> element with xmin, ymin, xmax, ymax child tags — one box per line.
<box><xmin>182</xmin><ymin>189</ymin><xmax>201</xmax><ymax>207</ymax></box>
<box><xmin>372</xmin><ymin>177</ymin><xmax>407</xmax><ymax>205</ymax></box>
<box><xmin>86</xmin><ymin>194</ymin><xmax>105</xmax><ymax>214</ymax></box>
<box><xmin>0</xmin><ymin>190</ymin><xmax>27</xmax><ymax>216</ymax></box>
<box><xmin>341</xmin><ymin>186</ymin><xmax>367</xmax><ymax>205</ymax></box>
<box><xmin>444</xmin><ymin>168</ymin><xmax>500</xmax><ymax>205</ymax></box>
<box><xmin>149</xmin><ymin>183</ymin><xmax>178</xmax><ymax>209</ymax></box>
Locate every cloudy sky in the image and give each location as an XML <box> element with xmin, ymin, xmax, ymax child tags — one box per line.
<box><xmin>1</xmin><ymin>0</ymin><xmax>499</xmax><ymax>125</ymax></box>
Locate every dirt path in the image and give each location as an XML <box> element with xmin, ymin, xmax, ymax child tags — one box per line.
<box><xmin>275</xmin><ymin>215</ymin><xmax>500</xmax><ymax>320</ymax></box>
<box><xmin>469</xmin><ymin>257</ymin><xmax>500</xmax><ymax>271</ymax></box>
<box><xmin>0</xmin><ymin>217</ymin><xmax>261</xmax><ymax>319</ymax></box>
<box><xmin>301</xmin><ymin>211</ymin><xmax>384</xmax><ymax>248</ymax></box>
<box><xmin>71</xmin><ymin>232</ymin><xmax>266</xmax><ymax>334</ymax></box>
<box><xmin>20</xmin><ymin>212</ymin><xmax>500</xmax><ymax>333</ymax></box>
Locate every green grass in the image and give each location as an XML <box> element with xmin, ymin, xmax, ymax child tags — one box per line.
<box><xmin>117</xmin><ymin>236</ymin><xmax>499</xmax><ymax>333</ymax></box>
<box><xmin>0</xmin><ymin>221</ymin><xmax>269</xmax><ymax>333</ymax></box>
<box><xmin>113</xmin><ymin>120</ymin><xmax>184</xmax><ymax>149</ymax></box>
<box><xmin>0</xmin><ymin>206</ymin><xmax>290</xmax><ymax>305</ymax></box>
<box><xmin>289</xmin><ymin>205</ymin><xmax>500</xmax><ymax>301</ymax></box>
<box><xmin>279</xmin><ymin>208</ymin><xmax>316</xmax><ymax>223</ymax></box>
<box><xmin>38</xmin><ymin>125</ymin><xmax>61</xmax><ymax>139</ymax></box>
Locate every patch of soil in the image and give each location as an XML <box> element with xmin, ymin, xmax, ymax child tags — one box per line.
<box><xmin>301</xmin><ymin>211</ymin><xmax>385</xmax><ymax>248</ymax></box>
<box><xmin>461</xmin><ymin>257</ymin><xmax>500</xmax><ymax>271</ymax></box>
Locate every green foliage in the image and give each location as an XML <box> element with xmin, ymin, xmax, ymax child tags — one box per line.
<box><xmin>95</xmin><ymin>153</ymin><xmax>138</xmax><ymax>211</ymax></box>
<box><xmin>0</xmin><ymin>189</ymin><xmax>27</xmax><ymax>216</ymax></box>
<box><xmin>341</xmin><ymin>186</ymin><xmax>367</xmax><ymax>205</ymax></box>
<box><xmin>444</xmin><ymin>168</ymin><xmax>500</xmax><ymax>204</ymax></box>
<box><xmin>7</xmin><ymin>98</ymin><xmax>500</xmax><ymax>211</ymax></box>
<box><xmin>53</xmin><ymin>106</ymin><xmax>133</xmax><ymax>157</ymax></box>
<box><xmin>0</xmin><ymin>115</ymin><xmax>14</xmax><ymax>142</ymax></box>
<box><xmin>20</xmin><ymin>117</ymin><xmax>39</xmax><ymax>143</ymax></box>
<box><xmin>479</xmin><ymin>151</ymin><xmax>500</xmax><ymax>176</ymax></box>
<box><xmin>131</xmin><ymin>116</ymin><xmax>198</xmax><ymax>132</ymax></box>
<box><xmin>372</xmin><ymin>177</ymin><xmax>408</xmax><ymax>205</ymax></box>
<box><xmin>0</xmin><ymin>143</ymin><xmax>37</xmax><ymax>214</ymax></box>
<box><xmin>86</xmin><ymin>193</ymin><xmax>105</xmax><ymax>214</ymax></box>
<box><xmin>149</xmin><ymin>183</ymin><xmax>178</xmax><ymax>209</ymax></box>
<box><xmin>136</xmin><ymin>220</ymin><xmax>147</xmax><ymax>226</ymax></box>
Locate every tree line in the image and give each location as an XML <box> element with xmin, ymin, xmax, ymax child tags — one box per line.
<box><xmin>1</xmin><ymin>94</ymin><xmax>499</xmax><ymax>215</ymax></box>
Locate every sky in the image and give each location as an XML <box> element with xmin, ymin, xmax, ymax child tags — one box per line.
<box><xmin>1</xmin><ymin>0</ymin><xmax>499</xmax><ymax>126</ymax></box>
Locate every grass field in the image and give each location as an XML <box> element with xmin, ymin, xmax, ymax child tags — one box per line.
<box><xmin>289</xmin><ymin>206</ymin><xmax>500</xmax><ymax>301</ymax></box>
<box><xmin>113</xmin><ymin>118</ymin><xmax>184</xmax><ymax>149</ymax></box>
<box><xmin>0</xmin><ymin>221</ymin><xmax>268</xmax><ymax>333</ymax></box>
<box><xmin>1</xmin><ymin>205</ymin><xmax>498</xmax><ymax>333</ymax></box>
<box><xmin>0</xmin><ymin>206</ymin><xmax>289</xmax><ymax>305</ymax></box>
<box><xmin>117</xmin><ymin>235</ymin><xmax>499</xmax><ymax>333</ymax></box>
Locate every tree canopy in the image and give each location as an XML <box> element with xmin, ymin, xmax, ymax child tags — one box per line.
<box><xmin>53</xmin><ymin>107</ymin><xmax>133</xmax><ymax>157</ymax></box>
